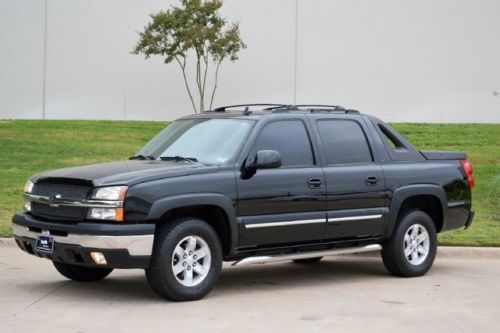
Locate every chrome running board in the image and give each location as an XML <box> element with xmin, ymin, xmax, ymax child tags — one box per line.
<box><xmin>232</xmin><ymin>244</ymin><xmax>382</xmax><ymax>267</ymax></box>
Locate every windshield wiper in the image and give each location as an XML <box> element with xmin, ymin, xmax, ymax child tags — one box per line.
<box><xmin>129</xmin><ymin>154</ymin><xmax>155</xmax><ymax>160</ymax></box>
<box><xmin>160</xmin><ymin>156</ymin><xmax>199</xmax><ymax>163</ymax></box>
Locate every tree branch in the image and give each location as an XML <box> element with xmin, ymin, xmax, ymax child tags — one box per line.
<box><xmin>201</xmin><ymin>55</ymin><xmax>209</xmax><ymax>109</ymax></box>
<box><xmin>175</xmin><ymin>56</ymin><xmax>198</xmax><ymax>113</ymax></box>
<box><xmin>195</xmin><ymin>52</ymin><xmax>204</xmax><ymax>112</ymax></box>
<box><xmin>209</xmin><ymin>59</ymin><xmax>223</xmax><ymax>110</ymax></box>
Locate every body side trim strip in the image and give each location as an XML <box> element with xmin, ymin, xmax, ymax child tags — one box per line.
<box><xmin>328</xmin><ymin>214</ymin><xmax>382</xmax><ymax>223</ymax></box>
<box><xmin>244</xmin><ymin>218</ymin><xmax>325</xmax><ymax>229</ymax></box>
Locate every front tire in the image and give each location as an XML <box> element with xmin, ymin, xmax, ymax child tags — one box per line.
<box><xmin>53</xmin><ymin>262</ymin><xmax>113</xmax><ymax>282</ymax></box>
<box><xmin>382</xmin><ymin>210</ymin><xmax>437</xmax><ymax>277</ymax></box>
<box><xmin>146</xmin><ymin>217</ymin><xmax>223</xmax><ymax>302</ymax></box>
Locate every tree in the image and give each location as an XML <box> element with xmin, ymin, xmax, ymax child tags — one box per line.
<box><xmin>133</xmin><ymin>0</ymin><xmax>246</xmax><ymax>113</ymax></box>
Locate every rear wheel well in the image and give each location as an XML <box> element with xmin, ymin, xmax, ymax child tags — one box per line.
<box><xmin>397</xmin><ymin>195</ymin><xmax>443</xmax><ymax>232</ymax></box>
<box><xmin>159</xmin><ymin>205</ymin><xmax>231</xmax><ymax>256</ymax></box>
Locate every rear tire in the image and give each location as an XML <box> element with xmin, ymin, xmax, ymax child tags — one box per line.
<box><xmin>146</xmin><ymin>217</ymin><xmax>223</xmax><ymax>302</ymax></box>
<box><xmin>382</xmin><ymin>210</ymin><xmax>437</xmax><ymax>277</ymax></box>
<box><xmin>293</xmin><ymin>257</ymin><xmax>323</xmax><ymax>264</ymax></box>
<box><xmin>53</xmin><ymin>262</ymin><xmax>113</xmax><ymax>282</ymax></box>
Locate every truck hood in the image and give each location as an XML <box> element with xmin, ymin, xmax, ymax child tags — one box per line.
<box><xmin>31</xmin><ymin>160</ymin><xmax>219</xmax><ymax>187</ymax></box>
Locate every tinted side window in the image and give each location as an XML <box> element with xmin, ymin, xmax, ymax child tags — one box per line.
<box><xmin>253</xmin><ymin>120</ymin><xmax>314</xmax><ymax>167</ymax></box>
<box><xmin>317</xmin><ymin>120</ymin><xmax>372</xmax><ymax>164</ymax></box>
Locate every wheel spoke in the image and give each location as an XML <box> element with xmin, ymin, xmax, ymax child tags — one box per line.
<box><xmin>193</xmin><ymin>264</ymin><xmax>208</xmax><ymax>276</ymax></box>
<box><xmin>417</xmin><ymin>232</ymin><xmax>427</xmax><ymax>244</ymax></box>
<box><xmin>411</xmin><ymin>225</ymin><xmax>419</xmax><ymax>236</ymax></box>
<box><xmin>404</xmin><ymin>246</ymin><xmax>412</xmax><ymax>257</ymax></box>
<box><xmin>404</xmin><ymin>233</ymin><xmax>411</xmax><ymax>244</ymax></box>
<box><xmin>194</xmin><ymin>247</ymin><xmax>209</xmax><ymax>260</ymax></box>
<box><xmin>186</xmin><ymin>236</ymin><xmax>197</xmax><ymax>252</ymax></box>
<box><xmin>184</xmin><ymin>268</ymin><xmax>193</xmax><ymax>284</ymax></box>
<box><xmin>172</xmin><ymin>262</ymin><xmax>184</xmax><ymax>276</ymax></box>
<box><xmin>411</xmin><ymin>252</ymin><xmax>419</xmax><ymax>265</ymax></box>
<box><xmin>174</xmin><ymin>246</ymin><xmax>185</xmax><ymax>258</ymax></box>
<box><xmin>417</xmin><ymin>246</ymin><xmax>425</xmax><ymax>255</ymax></box>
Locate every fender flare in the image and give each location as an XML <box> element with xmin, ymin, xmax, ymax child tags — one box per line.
<box><xmin>147</xmin><ymin>193</ymin><xmax>237</xmax><ymax>252</ymax></box>
<box><xmin>385</xmin><ymin>184</ymin><xmax>447</xmax><ymax>238</ymax></box>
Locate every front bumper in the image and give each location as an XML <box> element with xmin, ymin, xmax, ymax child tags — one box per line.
<box><xmin>12</xmin><ymin>212</ymin><xmax>155</xmax><ymax>269</ymax></box>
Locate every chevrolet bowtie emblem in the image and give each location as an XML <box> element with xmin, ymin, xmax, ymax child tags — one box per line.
<box><xmin>48</xmin><ymin>194</ymin><xmax>62</xmax><ymax>207</ymax></box>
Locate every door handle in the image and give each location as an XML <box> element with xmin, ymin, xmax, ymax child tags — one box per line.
<box><xmin>308</xmin><ymin>178</ymin><xmax>323</xmax><ymax>189</ymax></box>
<box><xmin>366</xmin><ymin>176</ymin><xmax>378</xmax><ymax>185</ymax></box>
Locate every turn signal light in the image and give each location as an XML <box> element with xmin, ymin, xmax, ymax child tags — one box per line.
<box><xmin>88</xmin><ymin>208</ymin><xmax>124</xmax><ymax>222</ymax></box>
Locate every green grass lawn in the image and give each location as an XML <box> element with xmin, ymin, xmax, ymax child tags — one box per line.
<box><xmin>0</xmin><ymin>120</ymin><xmax>498</xmax><ymax>246</ymax></box>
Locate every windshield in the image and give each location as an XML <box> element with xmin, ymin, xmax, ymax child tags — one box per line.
<box><xmin>136</xmin><ymin>118</ymin><xmax>254</xmax><ymax>165</ymax></box>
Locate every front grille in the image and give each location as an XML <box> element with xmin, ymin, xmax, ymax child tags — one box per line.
<box><xmin>32</xmin><ymin>183</ymin><xmax>92</xmax><ymax>200</ymax></box>
<box><xmin>32</xmin><ymin>203</ymin><xmax>87</xmax><ymax>221</ymax></box>
<box><xmin>31</xmin><ymin>183</ymin><xmax>92</xmax><ymax>221</ymax></box>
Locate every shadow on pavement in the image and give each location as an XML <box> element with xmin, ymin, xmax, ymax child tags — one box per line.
<box><xmin>16</xmin><ymin>257</ymin><xmax>394</xmax><ymax>302</ymax></box>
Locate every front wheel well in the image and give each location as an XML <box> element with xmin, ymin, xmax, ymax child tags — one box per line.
<box><xmin>397</xmin><ymin>195</ymin><xmax>444</xmax><ymax>232</ymax></box>
<box><xmin>158</xmin><ymin>205</ymin><xmax>231</xmax><ymax>256</ymax></box>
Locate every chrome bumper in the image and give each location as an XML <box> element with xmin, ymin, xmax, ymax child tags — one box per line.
<box><xmin>13</xmin><ymin>223</ymin><xmax>154</xmax><ymax>256</ymax></box>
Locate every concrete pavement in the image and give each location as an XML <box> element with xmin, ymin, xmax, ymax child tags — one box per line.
<box><xmin>1</xmin><ymin>238</ymin><xmax>499</xmax><ymax>333</ymax></box>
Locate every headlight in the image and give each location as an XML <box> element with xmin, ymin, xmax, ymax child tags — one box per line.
<box><xmin>91</xmin><ymin>186</ymin><xmax>128</xmax><ymax>200</ymax></box>
<box><xmin>89</xmin><ymin>186</ymin><xmax>127</xmax><ymax>222</ymax></box>
<box><xmin>24</xmin><ymin>180</ymin><xmax>34</xmax><ymax>193</ymax></box>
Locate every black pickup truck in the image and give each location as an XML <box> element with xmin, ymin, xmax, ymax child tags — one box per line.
<box><xmin>12</xmin><ymin>104</ymin><xmax>474</xmax><ymax>301</ymax></box>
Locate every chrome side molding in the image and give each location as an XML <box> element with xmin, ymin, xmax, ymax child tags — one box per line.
<box><xmin>244</xmin><ymin>218</ymin><xmax>325</xmax><ymax>229</ymax></box>
<box><xmin>328</xmin><ymin>214</ymin><xmax>382</xmax><ymax>223</ymax></box>
<box><xmin>232</xmin><ymin>244</ymin><xmax>382</xmax><ymax>267</ymax></box>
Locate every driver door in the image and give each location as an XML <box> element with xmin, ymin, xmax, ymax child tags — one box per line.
<box><xmin>236</xmin><ymin>119</ymin><xmax>327</xmax><ymax>247</ymax></box>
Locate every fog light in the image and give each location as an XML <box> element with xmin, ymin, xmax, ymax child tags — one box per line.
<box><xmin>90</xmin><ymin>252</ymin><xmax>107</xmax><ymax>265</ymax></box>
<box><xmin>24</xmin><ymin>200</ymin><xmax>31</xmax><ymax>212</ymax></box>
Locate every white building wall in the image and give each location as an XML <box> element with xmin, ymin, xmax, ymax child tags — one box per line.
<box><xmin>0</xmin><ymin>0</ymin><xmax>499</xmax><ymax>123</ymax></box>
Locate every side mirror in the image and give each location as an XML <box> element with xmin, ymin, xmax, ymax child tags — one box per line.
<box><xmin>254</xmin><ymin>150</ymin><xmax>282</xmax><ymax>169</ymax></box>
<box><xmin>241</xmin><ymin>150</ymin><xmax>281</xmax><ymax>179</ymax></box>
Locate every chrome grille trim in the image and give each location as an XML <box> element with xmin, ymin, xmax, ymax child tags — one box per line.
<box><xmin>32</xmin><ymin>183</ymin><xmax>92</xmax><ymax>200</ymax></box>
<box><xmin>24</xmin><ymin>193</ymin><xmax>123</xmax><ymax>208</ymax></box>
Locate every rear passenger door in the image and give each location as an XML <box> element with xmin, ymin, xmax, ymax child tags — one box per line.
<box><xmin>315</xmin><ymin>118</ymin><xmax>387</xmax><ymax>240</ymax></box>
<box><xmin>236</xmin><ymin>119</ymin><xmax>326</xmax><ymax>247</ymax></box>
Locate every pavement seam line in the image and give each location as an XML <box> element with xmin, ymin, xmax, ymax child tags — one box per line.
<box><xmin>426</xmin><ymin>289</ymin><xmax>465</xmax><ymax>333</ymax></box>
<box><xmin>23</xmin><ymin>281</ymin><xmax>70</xmax><ymax>311</ymax></box>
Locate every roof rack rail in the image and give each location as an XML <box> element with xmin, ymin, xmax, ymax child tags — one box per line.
<box><xmin>207</xmin><ymin>103</ymin><xmax>360</xmax><ymax>115</ymax></box>
<box><xmin>270</xmin><ymin>105</ymin><xmax>360</xmax><ymax>114</ymax></box>
<box><xmin>212</xmin><ymin>103</ymin><xmax>288</xmax><ymax>112</ymax></box>
<box><xmin>294</xmin><ymin>104</ymin><xmax>345</xmax><ymax>109</ymax></box>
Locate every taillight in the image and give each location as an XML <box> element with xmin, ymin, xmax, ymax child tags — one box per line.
<box><xmin>460</xmin><ymin>159</ymin><xmax>474</xmax><ymax>189</ymax></box>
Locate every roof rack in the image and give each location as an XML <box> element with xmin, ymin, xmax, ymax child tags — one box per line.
<box><xmin>212</xmin><ymin>104</ymin><xmax>288</xmax><ymax>112</ymax></box>
<box><xmin>208</xmin><ymin>103</ymin><xmax>360</xmax><ymax>115</ymax></box>
<box><xmin>271</xmin><ymin>105</ymin><xmax>360</xmax><ymax>114</ymax></box>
